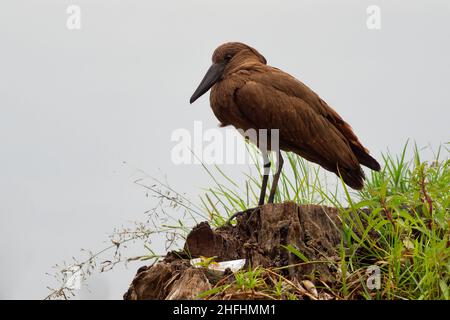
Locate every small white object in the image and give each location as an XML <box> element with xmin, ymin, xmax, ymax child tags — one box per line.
<box><xmin>190</xmin><ymin>258</ymin><xmax>246</xmax><ymax>274</ymax></box>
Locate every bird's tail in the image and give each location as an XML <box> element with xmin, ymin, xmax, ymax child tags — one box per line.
<box><xmin>350</xmin><ymin>145</ymin><xmax>381</xmax><ymax>171</ymax></box>
<box><xmin>338</xmin><ymin>165</ymin><xmax>365</xmax><ymax>190</ymax></box>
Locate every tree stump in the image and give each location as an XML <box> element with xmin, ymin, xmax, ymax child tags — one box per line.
<box><xmin>124</xmin><ymin>202</ymin><xmax>342</xmax><ymax>300</ymax></box>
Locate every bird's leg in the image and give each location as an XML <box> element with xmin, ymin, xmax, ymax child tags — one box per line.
<box><xmin>268</xmin><ymin>151</ymin><xmax>284</xmax><ymax>204</ymax></box>
<box><xmin>258</xmin><ymin>151</ymin><xmax>271</xmax><ymax>206</ymax></box>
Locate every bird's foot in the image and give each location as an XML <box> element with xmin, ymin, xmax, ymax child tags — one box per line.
<box><xmin>226</xmin><ymin>207</ymin><xmax>261</xmax><ymax>225</ymax></box>
<box><xmin>226</xmin><ymin>211</ymin><xmax>245</xmax><ymax>225</ymax></box>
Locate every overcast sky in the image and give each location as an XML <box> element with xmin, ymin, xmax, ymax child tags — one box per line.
<box><xmin>0</xmin><ymin>0</ymin><xmax>449</xmax><ymax>299</ymax></box>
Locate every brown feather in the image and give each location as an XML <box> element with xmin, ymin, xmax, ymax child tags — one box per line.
<box><xmin>206</xmin><ymin>42</ymin><xmax>380</xmax><ymax>190</ymax></box>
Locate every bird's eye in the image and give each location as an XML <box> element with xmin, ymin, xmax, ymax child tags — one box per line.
<box><xmin>224</xmin><ymin>54</ymin><xmax>233</xmax><ymax>62</ymax></box>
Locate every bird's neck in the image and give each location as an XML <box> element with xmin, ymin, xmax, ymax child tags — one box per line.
<box><xmin>226</xmin><ymin>56</ymin><xmax>265</xmax><ymax>76</ymax></box>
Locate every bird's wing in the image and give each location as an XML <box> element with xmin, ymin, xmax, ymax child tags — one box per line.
<box><xmin>242</xmin><ymin>69</ymin><xmax>380</xmax><ymax>171</ymax></box>
<box><xmin>234</xmin><ymin>68</ymin><xmax>361</xmax><ymax>175</ymax></box>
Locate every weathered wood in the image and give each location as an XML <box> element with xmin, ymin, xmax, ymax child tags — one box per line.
<box><xmin>124</xmin><ymin>202</ymin><xmax>342</xmax><ymax>300</ymax></box>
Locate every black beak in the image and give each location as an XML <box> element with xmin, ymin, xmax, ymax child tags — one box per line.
<box><xmin>190</xmin><ymin>62</ymin><xmax>226</xmax><ymax>104</ymax></box>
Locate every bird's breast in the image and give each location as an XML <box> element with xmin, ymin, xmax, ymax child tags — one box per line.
<box><xmin>210</xmin><ymin>76</ymin><xmax>250</xmax><ymax>129</ymax></box>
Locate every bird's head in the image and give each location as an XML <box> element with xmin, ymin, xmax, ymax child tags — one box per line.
<box><xmin>190</xmin><ymin>42</ymin><xmax>266</xmax><ymax>104</ymax></box>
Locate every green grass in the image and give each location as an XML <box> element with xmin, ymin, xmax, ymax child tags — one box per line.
<box><xmin>200</xmin><ymin>144</ymin><xmax>340</xmax><ymax>225</ymax></box>
<box><xmin>198</xmin><ymin>142</ymin><xmax>449</xmax><ymax>300</ymax></box>
<box><xmin>46</xmin><ymin>142</ymin><xmax>449</xmax><ymax>300</ymax></box>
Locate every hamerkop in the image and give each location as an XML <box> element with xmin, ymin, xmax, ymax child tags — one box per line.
<box><xmin>190</xmin><ymin>42</ymin><xmax>380</xmax><ymax>205</ymax></box>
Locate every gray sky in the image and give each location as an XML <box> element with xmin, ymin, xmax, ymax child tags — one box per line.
<box><xmin>0</xmin><ymin>0</ymin><xmax>449</xmax><ymax>299</ymax></box>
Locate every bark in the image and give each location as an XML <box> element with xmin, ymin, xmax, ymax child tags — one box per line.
<box><xmin>124</xmin><ymin>202</ymin><xmax>342</xmax><ymax>300</ymax></box>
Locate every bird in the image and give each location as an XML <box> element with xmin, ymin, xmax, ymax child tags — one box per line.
<box><xmin>190</xmin><ymin>42</ymin><xmax>380</xmax><ymax>206</ymax></box>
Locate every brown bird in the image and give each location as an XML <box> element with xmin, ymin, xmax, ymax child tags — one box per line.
<box><xmin>190</xmin><ymin>42</ymin><xmax>380</xmax><ymax>205</ymax></box>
